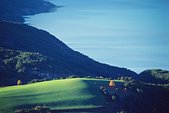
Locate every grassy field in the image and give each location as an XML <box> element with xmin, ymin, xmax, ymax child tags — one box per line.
<box><xmin>0</xmin><ymin>78</ymin><xmax>123</xmax><ymax>113</ymax></box>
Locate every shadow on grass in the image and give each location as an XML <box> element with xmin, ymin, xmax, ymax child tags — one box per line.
<box><xmin>3</xmin><ymin>91</ymin><xmax>57</xmax><ymax>99</ymax></box>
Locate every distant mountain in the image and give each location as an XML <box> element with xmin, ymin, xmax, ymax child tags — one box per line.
<box><xmin>0</xmin><ymin>21</ymin><xmax>137</xmax><ymax>86</ymax></box>
<box><xmin>0</xmin><ymin>0</ymin><xmax>58</xmax><ymax>23</ymax></box>
<box><xmin>139</xmin><ymin>69</ymin><xmax>169</xmax><ymax>84</ymax></box>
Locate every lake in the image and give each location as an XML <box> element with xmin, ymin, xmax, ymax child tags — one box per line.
<box><xmin>25</xmin><ymin>0</ymin><xmax>169</xmax><ymax>73</ymax></box>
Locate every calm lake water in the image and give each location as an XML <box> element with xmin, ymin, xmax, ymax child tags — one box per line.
<box><xmin>25</xmin><ymin>0</ymin><xmax>169</xmax><ymax>73</ymax></box>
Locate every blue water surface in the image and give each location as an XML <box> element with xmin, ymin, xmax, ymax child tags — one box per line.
<box><xmin>25</xmin><ymin>0</ymin><xmax>169</xmax><ymax>73</ymax></box>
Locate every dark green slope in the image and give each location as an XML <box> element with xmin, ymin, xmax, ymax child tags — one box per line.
<box><xmin>139</xmin><ymin>69</ymin><xmax>169</xmax><ymax>84</ymax></box>
<box><xmin>0</xmin><ymin>21</ymin><xmax>137</xmax><ymax>86</ymax></box>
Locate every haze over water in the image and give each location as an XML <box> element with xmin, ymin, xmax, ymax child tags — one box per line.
<box><xmin>25</xmin><ymin>0</ymin><xmax>169</xmax><ymax>73</ymax></box>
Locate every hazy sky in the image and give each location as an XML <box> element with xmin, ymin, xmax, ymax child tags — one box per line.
<box><xmin>25</xmin><ymin>0</ymin><xmax>169</xmax><ymax>73</ymax></box>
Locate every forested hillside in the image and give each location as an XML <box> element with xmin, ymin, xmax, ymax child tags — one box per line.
<box><xmin>139</xmin><ymin>69</ymin><xmax>169</xmax><ymax>84</ymax></box>
<box><xmin>0</xmin><ymin>21</ymin><xmax>137</xmax><ymax>86</ymax></box>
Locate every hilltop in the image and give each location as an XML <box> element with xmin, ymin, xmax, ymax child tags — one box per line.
<box><xmin>0</xmin><ymin>78</ymin><xmax>109</xmax><ymax>113</ymax></box>
<box><xmin>139</xmin><ymin>69</ymin><xmax>169</xmax><ymax>84</ymax></box>
<box><xmin>0</xmin><ymin>78</ymin><xmax>169</xmax><ymax>113</ymax></box>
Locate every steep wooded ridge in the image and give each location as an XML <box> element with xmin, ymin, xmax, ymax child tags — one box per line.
<box><xmin>0</xmin><ymin>0</ymin><xmax>58</xmax><ymax>23</ymax></box>
<box><xmin>0</xmin><ymin>21</ymin><xmax>137</xmax><ymax>86</ymax></box>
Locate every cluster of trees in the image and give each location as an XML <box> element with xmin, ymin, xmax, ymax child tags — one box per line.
<box><xmin>26</xmin><ymin>75</ymin><xmax>112</xmax><ymax>84</ymax></box>
<box><xmin>1</xmin><ymin>47</ymin><xmax>47</xmax><ymax>73</ymax></box>
<box><xmin>116</xmin><ymin>76</ymin><xmax>136</xmax><ymax>88</ymax></box>
<box><xmin>150</xmin><ymin>69</ymin><xmax>169</xmax><ymax>80</ymax></box>
<box><xmin>27</xmin><ymin>75</ymin><xmax>79</xmax><ymax>84</ymax></box>
<box><xmin>15</xmin><ymin>105</ymin><xmax>51</xmax><ymax>113</ymax></box>
<box><xmin>117</xmin><ymin>76</ymin><xmax>169</xmax><ymax>90</ymax></box>
<box><xmin>100</xmin><ymin>86</ymin><xmax>120</xmax><ymax>104</ymax></box>
<box><xmin>141</xmin><ymin>82</ymin><xmax>169</xmax><ymax>89</ymax></box>
<box><xmin>55</xmin><ymin>75</ymin><xmax>112</xmax><ymax>80</ymax></box>
<box><xmin>117</xmin><ymin>76</ymin><xmax>134</xmax><ymax>81</ymax></box>
<box><xmin>88</xmin><ymin>76</ymin><xmax>112</xmax><ymax>80</ymax></box>
<box><xmin>28</xmin><ymin>78</ymin><xmax>49</xmax><ymax>84</ymax></box>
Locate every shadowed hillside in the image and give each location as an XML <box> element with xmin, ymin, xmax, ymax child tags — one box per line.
<box><xmin>139</xmin><ymin>69</ymin><xmax>169</xmax><ymax>84</ymax></box>
<box><xmin>0</xmin><ymin>21</ymin><xmax>137</xmax><ymax>86</ymax></box>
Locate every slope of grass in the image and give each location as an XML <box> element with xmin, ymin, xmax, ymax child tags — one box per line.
<box><xmin>0</xmin><ymin>78</ymin><xmax>123</xmax><ymax>113</ymax></box>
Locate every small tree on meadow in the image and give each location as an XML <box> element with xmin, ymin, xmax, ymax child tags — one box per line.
<box><xmin>17</xmin><ymin>80</ymin><xmax>22</xmax><ymax>85</ymax></box>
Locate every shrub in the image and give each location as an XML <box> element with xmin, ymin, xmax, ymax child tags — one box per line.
<box><xmin>17</xmin><ymin>80</ymin><xmax>22</xmax><ymax>85</ymax></box>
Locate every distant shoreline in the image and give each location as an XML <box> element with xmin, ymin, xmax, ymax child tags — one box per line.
<box><xmin>0</xmin><ymin>0</ymin><xmax>61</xmax><ymax>23</ymax></box>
